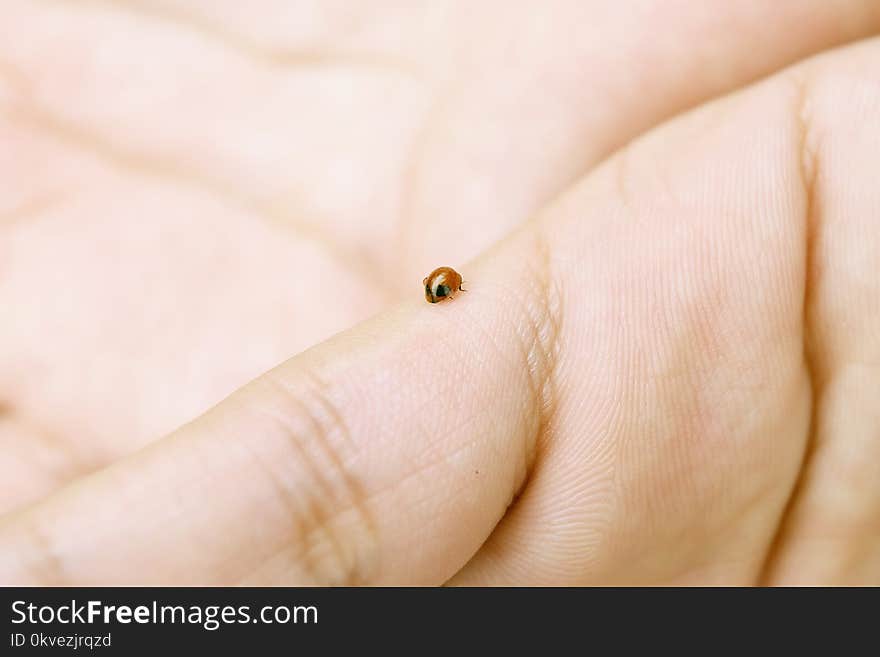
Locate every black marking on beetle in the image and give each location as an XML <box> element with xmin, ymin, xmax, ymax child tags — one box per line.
<box><xmin>435</xmin><ymin>284</ymin><xmax>450</xmax><ymax>298</ymax></box>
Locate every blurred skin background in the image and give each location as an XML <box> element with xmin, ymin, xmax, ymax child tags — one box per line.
<box><xmin>0</xmin><ymin>1</ymin><xmax>879</xmax><ymax>585</ymax></box>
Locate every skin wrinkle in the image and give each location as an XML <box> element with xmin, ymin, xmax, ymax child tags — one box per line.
<box><xmin>230</xmin><ymin>389</ymin><xmax>491</xmax><ymax>583</ymax></box>
<box><xmin>518</xmin><ymin>224</ymin><xmax>563</xmax><ymax>483</ymax></box>
<box><xmin>756</xmin><ymin>72</ymin><xmax>821</xmax><ymax>584</ymax></box>
<box><xmin>245</xmin><ymin>371</ymin><xmax>379</xmax><ymax>585</ymax></box>
<box><xmin>0</xmin><ymin>49</ymin><xmax>400</xmax><ymax>289</ymax></box>
<box><xmin>1</xmin><ymin>98</ymin><xmax>377</xmax><ymax>288</ymax></box>
<box><xmin>50</xmin><ymin>0</ymin><xmax>423</xmax><ymax>80</ymax></box>
<box><xmin>0</xmin><ymin>193</ymin><xmax>67</xmax><ymax>227</ymax></box>
<box><xmin>299</xmin><ymin>366</ymin><xmax>358</xmax><ymax>451</ymax></box>
<box><xmin>286</xmin><ymin>382</ymin><xmax>377</xmax><ymax>586</ymax></box>
<box><xmin>231</xmin><ymin>398</ymin><xmax>339</xmax><ymax>585</ymax></box>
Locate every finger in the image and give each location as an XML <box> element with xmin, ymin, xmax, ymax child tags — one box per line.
<box><xmin>761</xmin><ymin>48</ymin><xmax>880</xmax><ymax>585</ymax></box>
<box><xmin>402</xmin><ymin>0</ymin><xmax>880</xmax><ymax>274</ymax></box>
<box><xmin>0</xmin><ymin>237</ymin><xmax>558</xmax><ymax>584</ymax></box>
<box><xmin>452</xmin><ymin>39</ymin><xmax>880</xmax><ymax>586</ymax></box>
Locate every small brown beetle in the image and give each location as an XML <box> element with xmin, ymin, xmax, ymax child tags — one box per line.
<box><xmin>423</xmin><ymin>266</ymin><xmax>464</xmax><ymax>303</ymax></box>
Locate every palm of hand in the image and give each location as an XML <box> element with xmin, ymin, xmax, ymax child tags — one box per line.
<box><xmin>1</xmin><ymin>2</ymin><xmax>879</xmax><ymax>584</ymax></box>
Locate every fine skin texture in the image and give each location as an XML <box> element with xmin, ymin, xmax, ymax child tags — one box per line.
<box><xmin>1</xmin><ymin>1</ymin><xmax>880</xmax><ymax>584</ymax></box>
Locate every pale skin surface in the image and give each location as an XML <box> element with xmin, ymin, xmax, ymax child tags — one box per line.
<box><xmin>0</xmin><ymin>1</ymin><xmax>879</xmax><ymax>584</ymax></box>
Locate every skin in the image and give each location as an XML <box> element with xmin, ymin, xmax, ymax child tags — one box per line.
<box><xmin>0</xmin><ymin>1</ymin><xmax>879</xmax><ymax>585</ymax></box>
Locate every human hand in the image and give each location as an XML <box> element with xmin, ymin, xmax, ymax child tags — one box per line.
<box><xmin>1</xmin><ymin>1</ymin><xmax>879</xmax><ymax>584</ymax></box>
